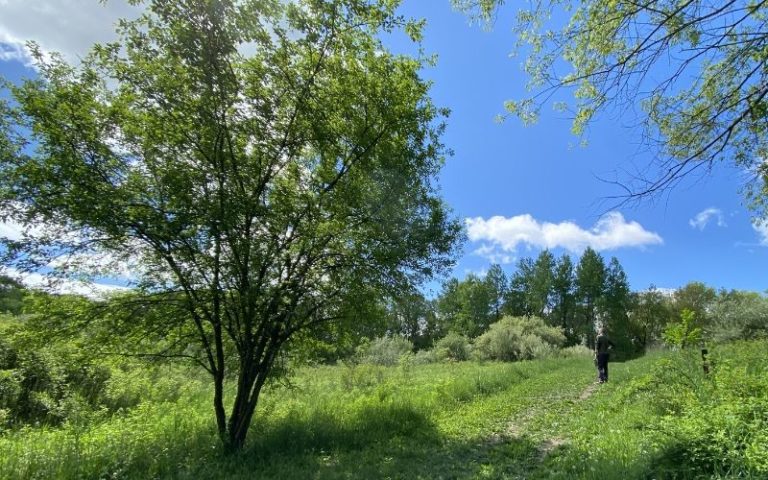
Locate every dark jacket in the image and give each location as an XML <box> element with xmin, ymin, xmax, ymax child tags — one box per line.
<box><xmin>595</xmin><ymin>334</ymin><xmax>615</xmax><ymax>355</ymax></box>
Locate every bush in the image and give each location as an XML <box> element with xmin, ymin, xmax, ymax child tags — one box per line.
<box><xmin>433</xmin><ymin>332</ymin><xmax>471</xmax><ymax>361</ymax></box>
<box><xmin>473</xmin><ymin>316</ymin><xmax>565</xmax><ymax>362</ymax></box>
<box><xmin>557</xmin><ymin>344</ymin><xmax>594</xmax><ymax>358</ymax></box>
<box><xmin>411</xmin><ymin>349</ymin><xmax>438</xmax><ymax>365</ymax></box>
<box><xmin>662</xmin><ymin>308</ymin><xmax>702</xmax><ymax>349</ymax></box>
<box><xmin>639</xmin><ymin>341</ymin><xmax>768</xmax><ymax>477</ymax></box>
<box><xmin>357</xmin><ymin>336</ymin><xmax>413</xmax><ymax>366</ymax></box>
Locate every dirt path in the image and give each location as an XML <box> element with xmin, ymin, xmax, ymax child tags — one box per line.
<box><xmin>578</xmin><ymin>381</ymin><xmax>599</xmax><ymax>401</ymax></box>
<box><xmin>492</xmin><ymin>379</ymin><xmax>600</xmax><ymax>462</ymax></box>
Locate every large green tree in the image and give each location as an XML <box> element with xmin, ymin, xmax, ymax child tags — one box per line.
<box><xmin>709</xmin><ymin>289</ymin><xmax>768</xmax><ymax>342</ymax></box>
<box><xmin>456</xmin><ymin>0</ymin><xmax>768</xmax><ymax>207</ymax></box>
<box><xmin>672</xmin><ymin>281</ymin><xmax>717</xmax><ymax>332</ymax></box>
<box><xmin>0</xmin><ymin>0</ymin><xmax>461</xmax><ymax>450</ymax></box>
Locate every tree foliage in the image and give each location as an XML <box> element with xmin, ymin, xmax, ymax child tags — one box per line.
<box><xmin>708</xmin><ymin>289</ymin><xmax>768</xmax><ymax>342</ymax></box>
<box><xmin>628</xmin><ymin>285</ymin><xmax>672</xmax><ymax>350</ymax></box>
<box><xmin>0</xmin><ymin>0</ymin><xmax>461</xmax><ymax>450</ymax></box>
<box><xmin>436</xmin><ymin>273</ymin><xmax>495</xmax><ymax>337</ymax></box>
<box><xmin>455</xmin><ymin>0</ymin><xmax>768</xmax><ymax>207</ymax></box>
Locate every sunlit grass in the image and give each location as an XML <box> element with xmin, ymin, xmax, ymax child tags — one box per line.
<box><xmin>2</xmin><ymin>343</ymin><xmax>766</xmax><ymax>479</ymax></box>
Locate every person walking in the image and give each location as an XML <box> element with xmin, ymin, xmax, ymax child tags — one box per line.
<box><xmin>594</xmin><ymin>327</ymin><xmax>615</xmax><ymax>383</ymax></box>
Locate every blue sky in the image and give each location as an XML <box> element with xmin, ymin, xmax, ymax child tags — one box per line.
<box><xmin>0</xmin><ymin>0</ymin><xmax>765</xmax><ymax>295</ymax></box>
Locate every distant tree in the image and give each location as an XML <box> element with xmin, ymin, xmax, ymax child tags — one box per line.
<box><xmin>507</xmin><ymin>250</ymin><xmax>554</xmax><ymax>319</ymax></box>
<box><xmin>456</xmin><ymin>274</ymin><xmax>494</xmax><ymax>337</ymax></box>
<box><xmin>550</xmin><ymin>254</ymin><xmax>576</xmax><ymax>337</ymax></box>
<box><xmin>435</xmin><ymin>274</ymin><xmax>493</xmax><ymax>337</ymax></box>
<box><xmin>0</xmin><ymin>275</ymin><xmax>25</xmax><ymax>315</ymax></box>
<box><xmin>530</xmin><ymin>250</ymin><xmax>555</xmax><ymax>319</ymax></box>
<box><xmin>455</xmin><ymin>0</ymin><xmax>768</xmax><ymax>208</ymax></box>
<box><xmin>673</xmin><ymin>282</ymin><xmax>716</xmax><ymax>333</ymax></box>
<box><xmin>485</xmin><ymin>263</ymin><xmax>508</xmax><ymax>321</ymax></box>
<box><xmin>602</xmin><ymin>257</ymin><xmax>632</xmax><ymax>356</ymax></box>
<box><xmin>629</xmin><ymin>285</ymin><xmax>672</xmax><ymax>351</ymax></box>
<box><xmin>436</xmin><ymin>278</ymin><xmax>463</xmax><ymax>332</ymax></box>
<box><xmin>0</xmin><ymin>0</ymin><xmax>461</xmax><ymax>451</ymax></box>
<box><xmin>575</xmin><ymin>247</ymin><xmax>606</xmax><ymax>346</ymax></box>
<box><xmin>506</xmin><ymin>257</ymin><xmax>534</xmax><ymax>317</ymax></box>
<box><xmin>709</xmin><ymin>290</ymin><xmax>768</xmax><ymax>342</ymax></box>
<box><xmin>387</xmin><ymin>289</ymin><xmax>438</xmax><ymax>350</ymax></box>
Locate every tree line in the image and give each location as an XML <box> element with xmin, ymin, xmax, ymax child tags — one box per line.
<box><xmin>369</xmin><ymin>250</ymin><xmax>768</xmax><ymax>360</ymax></box>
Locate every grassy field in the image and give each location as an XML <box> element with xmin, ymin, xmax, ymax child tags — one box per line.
<box><xmin>1</xmin><ymin>343</ymin><xmax>766</xmax><ymax>479</ymax></box>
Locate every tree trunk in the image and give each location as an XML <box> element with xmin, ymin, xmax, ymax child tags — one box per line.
<box><xmin>213</xmin><ymin>371</ymin><xmax>227</xmax><ymax>444</ymax></box>
<box><xmin>221</xmin><ymin>341</ymin><xmax>279</xmax><ymax>452</ymax></box>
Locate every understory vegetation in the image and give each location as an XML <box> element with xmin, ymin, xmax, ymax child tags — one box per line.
<box><xmin>1</xmin><ymin>332</ymin><xmax>766</xmax><ymax>479</ymax></box>
<box><xmin>2</xmin><ymin>273</ymin><xmax>768</xmax><ymax>478</ymax></box>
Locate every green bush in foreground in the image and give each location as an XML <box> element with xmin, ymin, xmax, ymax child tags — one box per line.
<box><xmin>620</xmin><ymin>340</ymin><xmax>768</xmax><ymax>478</ymax></box>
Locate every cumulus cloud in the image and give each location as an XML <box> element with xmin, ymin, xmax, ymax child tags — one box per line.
<box><xmin>689</xmin><ymin>208</ymin><xmax>726</xmax><ymax>230</ymax></box>
<box><xmin>472</xmin><ymin>244</ymin><xmax>514</xmax><ymax>265</ymax></box>
<box><xmin>0</xmin><ymin>0</ymin><xmax>141</xmax><ymax>64</ymax></box>
<box><xmin>465</xmin><ymin>212</ymin><xmax>662</xmax><ymax>256</ymax></box>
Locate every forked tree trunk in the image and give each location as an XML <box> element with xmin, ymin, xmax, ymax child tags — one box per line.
<box><xmin>213</xmin><ymin>341</ymin><xmax>279</xmax><ymax>452</ymax></box>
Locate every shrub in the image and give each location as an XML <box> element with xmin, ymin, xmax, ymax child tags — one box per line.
<box><xmin>433</xmin><ymin>332</ymin><xmax>471</xmax><ymax>361</ymax></box>
<box><xmin>0</xmin><ymin>325</ymin><xmax>139</xmax><ymax>428</ymax></box>
<box><xmin>662</xmin><ymin>308</ymin><xmax>702</xmax><ymax>349</ymax></box>
<box><xmin>473</xmin><ymin>316</ymin><xmax>565</xmax><ymax>362</ymax></box>
<box><xmin>557</xmin><ymin>344</ymin><xmax>594</xmax><ymax>358</ymax></box>
<box><xmin>357</xmin><ymin>336</ymin><xmax>413</xmax><ymax>366</ymax></box>
<box><xmin>411</xmin><ymin>349</ymin><xmax>438</xmax><ymax>365</ymax></box>
<box><xmin>642</xmin><ymin>341</ymin><xmax>768</xmax><ymax>477</ymax></box>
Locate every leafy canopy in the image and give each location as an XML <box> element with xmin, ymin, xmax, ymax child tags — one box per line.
<box><xmin>0</xmin><ymin>0</ymin><xmax>461</xmax><ymax>450</ymax></box>
<box><xmin>455</xmin><ymin>0</ymin><xmax>768</xmax><ymax>207</ymax></box>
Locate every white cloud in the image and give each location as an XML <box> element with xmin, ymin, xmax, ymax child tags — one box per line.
<box><xmin>1</xmin><ymin>267</ymin><xmax>130</xmax><ymax>299</ymax></box>
<box><xmin>689</xmin><ymin>208</ymin><xmax>726</xmax><ymax>230</ymax></box>
<box><xmin>0</xmin><ymin>0</ymin><xmax>142</xmax><ymax>65</ymax></box>
<box><xmin>0</xmin><ymin>219</ymin><xmax>24</xmax><ymax>241</ymax></box>
<box><xmin>472</xmin><ymin>244</ymin><xmax>514</xmax><ymax>265</ymax></box>
<box><xmin>0</xmin><ymin>217</ymin><xmax>54</xmax><ymax>242</ymax></box>
<box><xmin>752</xmin><ymin>221</ymin><xmax>768</xmax><ymax>246</ymax></box>
<box><xmin>465</xmin><ymin>212</ymin><xmax>663</xmax><ymax>254</ymax></box>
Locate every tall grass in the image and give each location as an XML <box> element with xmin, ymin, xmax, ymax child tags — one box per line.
<box><xmin>3</xmin><ymin>342</ymin><xmax>765</xmax><ymax>479</ymax></box>
<box><xmin>0</xmin><ymin>357</ymin><xmax>595</xmax><ymax>479</ymax></box>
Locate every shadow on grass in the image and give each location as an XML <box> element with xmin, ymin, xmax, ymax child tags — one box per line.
<box><xmin>183</xmin><ymin>402</ymin><xmax>551</xmax><ymax>480</ymax></box>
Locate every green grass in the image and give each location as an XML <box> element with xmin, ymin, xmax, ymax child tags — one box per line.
<box><xmin>1</xmin><ymin>342</ymin><xmax>766</xmax><ymax>479</ymax></box>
